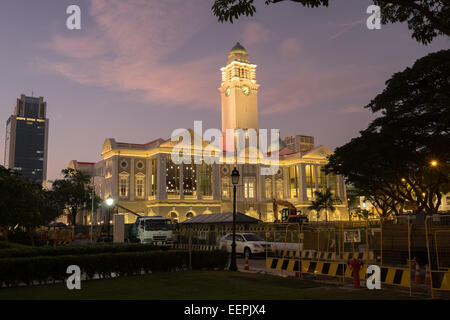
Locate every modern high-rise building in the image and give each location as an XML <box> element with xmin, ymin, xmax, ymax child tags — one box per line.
<box><xmin>4</xmin><ymin>94</ymin><xmax>49</xmax><ymax>186</ymax></box>
<box><xmin>283</xmin><ymin>135</ymin><xmax>314</xmax><ymax>153</ymax></box>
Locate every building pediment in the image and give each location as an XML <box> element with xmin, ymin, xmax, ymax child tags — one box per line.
<box><xmin>102</xmin><ymin>138</ymin><xmax>116</xmax><ymax>155</ymax></box>
<box><xmin>301</xmin><ymin>145</ymin><xmax>333</xmax><ymax>160</ymax></box>
<box><xmin>160</xmin><ymin>128</ymin><xmax>221</xmax><ymax>153</ymax></box>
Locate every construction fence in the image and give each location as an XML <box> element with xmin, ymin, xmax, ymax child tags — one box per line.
<box><xmin>174</xmin><ymin>215</ymin><xmax>450</xmax><ymax>298</ymax></box>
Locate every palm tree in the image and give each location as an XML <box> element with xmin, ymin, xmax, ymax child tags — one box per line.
<box><xmin>308</xmin><ymin>188</ymin><xmax>341</xmax><ymax>222</ymax></box>
<box><xmin>308</xmin><ymin>200</ymin><xmax>323</xmax><ymax>221</ymax></box>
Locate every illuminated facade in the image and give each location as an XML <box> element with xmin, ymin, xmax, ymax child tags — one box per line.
<box><xmin>70</xmin><ymin>43</ymin><xmax>348</xmax><ymax>225</ymax></box>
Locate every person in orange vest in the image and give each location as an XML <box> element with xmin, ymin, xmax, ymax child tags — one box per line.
<box><xmin>348</xmin><ymin>258</ymin><xmax>364</xmax><ymax>288</ymax></box>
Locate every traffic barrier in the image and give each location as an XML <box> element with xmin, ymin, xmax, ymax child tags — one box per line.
<box><xmin>379</xmin><ymin>266</ymin><xmax>411</xmax><ymax>287</ymax></box>
<box><xmin>244</xmin><ymin>256</ymin><xmax>249</xmax><ymax>270</ymax></box>
<box><xmin>266</xmin><ymin>258</ymin><xmax>411</xmax><ymax>287</ymax></box>
<box><xmin>272</xmin><ymin>250</ymin><xmax>375</xmax><ymax>262</ymax></box>
<box><xmin>172</xmin><ymin>244</ymin><xmax>219</xmax><ymax>251</ymax></box>
<box><xmin>430</xmin><ymin>271</ymin><xmax>450</xmax><ymax>290</ymax></box>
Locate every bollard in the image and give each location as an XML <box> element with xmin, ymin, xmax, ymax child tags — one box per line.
<box><xmin>244</xmin><ymin>256</ymin><xmax>249</xmax><ymax>271</ymax></box>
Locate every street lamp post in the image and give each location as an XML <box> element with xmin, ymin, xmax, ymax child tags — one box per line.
<box><xmin>229</xmin><ymin>167</ymin><xmax>240</xmax><ymax>271</ymax></box>
<box><xmin>90</xmin><ymin>177</ymin><xmax>94</xmax><ymax>242</ymax></box>
<box><xmin>105</xmin><ymin>197</ymin><xmax>114</xmax><ymax>237</ymax></box>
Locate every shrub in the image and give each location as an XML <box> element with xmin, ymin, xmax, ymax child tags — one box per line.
<box><xmin>0</xmin><ymin>250</ymin><xmax>227</xmax><ymax>287</ymax></box>
<box><xmin>0</xmin><ymin>242</ymin><xmax>164</xmax><ymax>259</ymax></box>
<box><xmin>0</xmin><ymin>241</ymin><xmax>30</xmax><ymax>250</ymax></box>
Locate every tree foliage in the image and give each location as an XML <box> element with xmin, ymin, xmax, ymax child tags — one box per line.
<box><xmin>212</xmin><ymin>0</ymin><xmax>450</xmax><ymax>44</ymax></box>
<box><xmin>0</xmin><ymin>166</ymin><xmax>61</xmax><ymax>242</ymax></box>
<box><xmin>52</xmin><ymin>168</ymin><xmax>100</xmax><ymax>226</ymax></box>
<box><xmin>351</xmin><ymin>208</ymin><xmax>377</xmax><ymax>221</ymax></box>
<box><xmin>308</xmin><ymin>187</ymin><xmax>341</xmax><ymax>221</ymax></box>
<box><xmin>326</xmin><ymin>49</ymin><xmax>450</xmax><ymax>215</ymax></box>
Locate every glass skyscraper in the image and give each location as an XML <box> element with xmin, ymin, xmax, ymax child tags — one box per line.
<box><xmin>4</xmin><ymin>94</ymin><xmax>49</xmax><ymax>186</ymax></box>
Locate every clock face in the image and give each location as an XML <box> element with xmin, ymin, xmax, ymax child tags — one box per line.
<box><xmin>225</xmin><ymin>87</ymin><xmax>231</xmax><ymax>97</ymax></box>
<box><xmin>242</xmin><ymin>85</ymin><xmax>251</xmax><ymax>96</ymax></box>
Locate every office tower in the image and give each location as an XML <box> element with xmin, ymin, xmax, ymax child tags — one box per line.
<box><xmin>283</xmin><ymin>135</ymin><xmax>314</xmax><ymax>153</ymax></box>
<box><xmin>4</xmin><ymin>94</ymin><xmax>49</xmax><ymax>186</ymax></box>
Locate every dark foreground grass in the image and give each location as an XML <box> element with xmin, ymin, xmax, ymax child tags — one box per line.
<box><xmin>0</xmin><ymin>271</ymin><xmax>419</xmax><ymax>300</ymax></box>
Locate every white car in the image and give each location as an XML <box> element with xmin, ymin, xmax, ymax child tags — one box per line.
<box><xmin>219</xmin><ymin>233</ymin><xmax>267</xmax><ymax>258</ymax></box>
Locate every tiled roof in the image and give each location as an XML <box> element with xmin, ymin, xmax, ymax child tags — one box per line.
<box><xmin>77</xmin><ymin>162</ymin><xmax>95</xmax><ymax>166</ymax></box>
<box><xmin>115</xmin><ymin>138</ymin><xmax>164</xmax><ymax>150</ymax></box>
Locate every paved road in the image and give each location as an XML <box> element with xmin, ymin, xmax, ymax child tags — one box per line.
<box><xmin>236</xmin><ymin>257</ymin><xmax>266</xmax><ymax>271</ymax></box>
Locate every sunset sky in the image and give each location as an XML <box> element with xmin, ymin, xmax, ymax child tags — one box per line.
<box><xmin>0</xmin><ymin>0</ymin><xmax>448</xmax><ymax>182</ymax></box>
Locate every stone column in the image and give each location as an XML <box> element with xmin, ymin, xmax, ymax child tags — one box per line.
<box><xmin>146</xmin><ymin>158</ymin><xmax>151</xmax><ymax>199</ymax></box>
<box><xmin>314</xmin><ymin>165</ymin><xmax>319</xmax><ymax>192</ymax></box>
<box><xmin>297</xmin><ymin>163</ymin><xmax>303</xmax><ymax>202</ymax></box>
<box><xmin>301</xmin><ymin>164</ymin><xmax>308</xmax><ymax>201</ymax></box>
<box><xmin>130</xmin><ymin>158</ymin><xmax>135</xmax><ymax>201</ymax></box>
<box><xmin>259</xmin><ymin>166</ymin><xmax>266</xmax><ymax>201</ymax></box>
<box><xmin>158</xmin><ymin>155</ymin><xmax>167</xmax><ymax>200</ymax></box>
<box><xmin>179</xmin><ymin>163</ymin><xmax>184</xmax><ymax>200</ymax></box>
<box><xmin>272</xmin><ymin>175</ymin><xmax>276</xmax><ymax>200</ymax></box>
<box><xmin>283</xmin><ymin>167</ymin><xmax>289</xmax><ymax>199</ymax></box>
<box><xmin>112</xmin><ymin>156</ymin><xmax>119</xmax><ymax>199</ymax></box>
<box><xmin>196</xmin><ymin>164</ymin><xmax>202</xmax><ymax>200</ymax></box>
<box><xmin>212</xmin><ymin>164</ymin><xmax>221</xmax><ymax>200</ymax></box>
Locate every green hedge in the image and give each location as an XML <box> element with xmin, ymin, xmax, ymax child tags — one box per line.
<box><xmin>0</xmin><ymin>250</ymin><xmax>228</xmax><ymax>287</ymax></box>
<box><xmin>0</xmin><ymin>241</ymin><xmax>31</xmax><ymax>250</ymax></box>
<box><xmin>0</xmin><ymin>242</ymin><xmax>165</xmax><ymax>259</ymax></box>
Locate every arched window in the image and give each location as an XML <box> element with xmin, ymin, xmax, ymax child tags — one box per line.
<box><xmin>169</xmin><ymin>211</ymin><xmax>178</xmax><ymax>223</ymax></box>
<box><xmin>119</xmin><ymin>172</ymin><xmax>130</xmax><ymax>198</ymax></box>
<box><xmin>222</xmin><ymin>177</ymin><xmax>231</xmax><ymax>199</ymax></box>
<box><xmin>186</xmin><ymin>211</ymin><xmax>195</xmax><ymax>220</ymax></box>
<box><xmin>135</xmin><ymin>173</ymin><xmax>145</xmax><ymax>199</ymax></box>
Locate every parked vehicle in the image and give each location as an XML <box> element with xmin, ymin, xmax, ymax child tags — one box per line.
<box><xmin>126</xmin><ymin>216</ymin><xmax>173</xmax><ymax>247</ymax></box>
<box><xmin>219</xmin><ymin>233</ymin><xmax>267</xmax><ymax>258</ymax></box>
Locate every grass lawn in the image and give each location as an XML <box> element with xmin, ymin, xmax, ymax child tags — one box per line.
<box><xmin>0</xmin><ymin>271</ymin><xmax>421</xmax><ymax>300</ymax></box>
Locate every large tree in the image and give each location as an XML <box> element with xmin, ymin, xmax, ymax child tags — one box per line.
<box><xmin>0</xmin><ymin>166</ymin><xmax>61</xmax><ymax>244</ymax></box>
<box><xmin>212</xmin><ymin>0</ymin><xmax>450</xmax><ymax>44</ymax></box>
<box><xmin>326</xmin><ymin>49</ymin><xmax>450</xmax><ymax>214</ymax></box>
<box><xmin>52</xmin><ymin>168</ymin><xmax>100</xmax><ymax>226</ymax></box>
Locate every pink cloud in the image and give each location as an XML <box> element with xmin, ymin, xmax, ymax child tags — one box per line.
<box><xmin>261</xmin><ymin>64</ymin><xmax>380</xmax><ymax>115</ymax></box>
<box><xmin>242</xmin><ymin>22</ymin><xmax>272</xmax><ymax>46</ymax></box>
<box><xmin>340</xmin><ymin>105</ymin><xmax>365</xmax><ymax>113</ymax></box>
<box><xmin>279</xmin><ymin>38</ymin><xmax>302</xmax><ymax>58</ymax></box>
<box><xmin>40</xmin><ymin>0</ymin><xmax>219</xmax><ymax>109</ymax></box>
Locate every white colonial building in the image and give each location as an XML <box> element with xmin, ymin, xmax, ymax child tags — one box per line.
<box><xmin>69</xmin><ymin>43</ymin><xmax>348</xmax><ymax>225</ymax></box>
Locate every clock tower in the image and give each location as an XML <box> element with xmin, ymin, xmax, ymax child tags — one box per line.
<box><xmin>219</xmin><ymin>42</ymin><xmax>259</xmax><ymax>134</ymax></box>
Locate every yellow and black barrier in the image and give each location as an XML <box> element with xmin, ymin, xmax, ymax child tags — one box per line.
<box><xmin>270</xmin><ymin>250</ymin><xmax>375</xmax><ymax>262</ymax></box>
<box><xmin>266</xmin><ymin>257</ymin><xmax>410</xmax><ymax>287</ymax></box>
<box><xmin>431</xmin><ymin>271</ymin><xmax>450</xmax><ymax>290</ymax></box>
<box><xmin>52</xmin><ymin>240</ymin><xmax>70</xmax><ymax>246</ymax></box>
<box><xmin>172</xmin><ymin>244</ymin><xmax>219</xmax><ymax>251</ymax></box>
<box><xmin>379</xmin><ymin>266</ymin><xmax>410</xmax><ymax>287</ymax></box>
